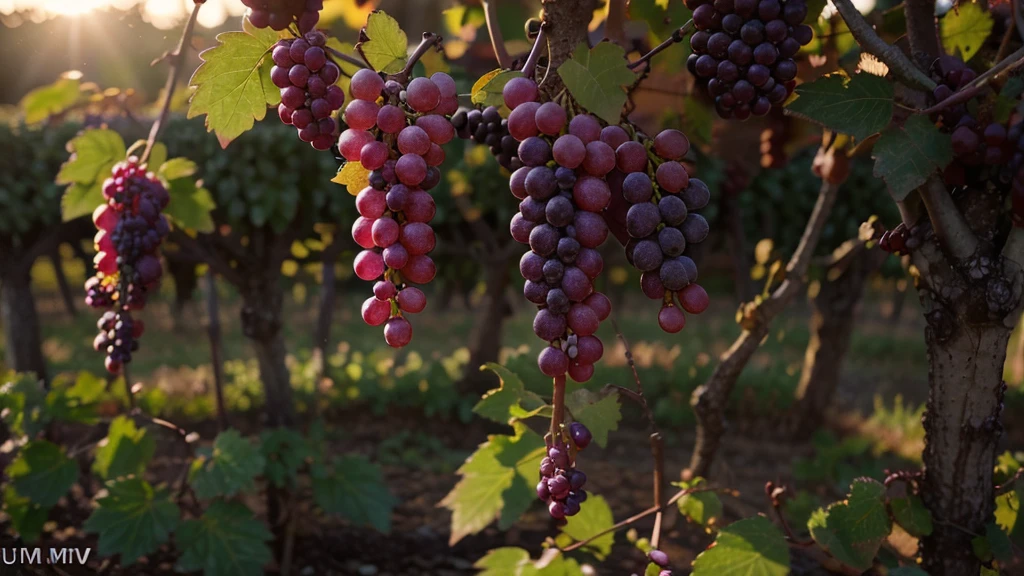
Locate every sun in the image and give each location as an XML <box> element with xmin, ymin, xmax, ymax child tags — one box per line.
<box><xmin>36</xmin><ymin>0</ymin><xmax>112</xmax><ymax>16</ymax></box>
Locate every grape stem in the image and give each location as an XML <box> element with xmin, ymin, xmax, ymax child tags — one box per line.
<box><xmin>829</xmin><ymin>0</ymin><xmax>936</xmax><ymax>91</ymax></box>
<box><xmin>140</xmin><ymin>1</ymin><xmax>202</xmax><ymax>164</ymax></box>
<box><xmin>325</xmin><ymin>45</ymin><xmax>370</xmax><ymax>70</ymax></box>
<box><xmin>626</xmin><ymin>20</ymin><xmax>695</xmax><ymax>70</ymax></box>
<box><xmin>549</xmin><ymin>373</ymin><xmax>566</xmax><ymax>443</ymax></box>
<box><xmin>916</xmin><ymin>46</ymin><xmax>1024</xmax><ymax>116</ymax></box>
<box><xmin>764</xmin><ymin>482</ymin><xmax>816</xmax><ymax>547</ymax></box>
<box><xmin>393</xmin><ymin>32</ymin><xmax>443</xmax><ymax>84</ymax></box>
<box><xmin>996</xmin><ymin>464</ymin><xmax>1024</xmax><ymax>495</ymax></box>
<box><xmin>649</xmin><ymin>432</ymin><xmax>666</xmax><ymax>550</ymax></box>
<box><xmin>522</xmin><ymin>23</ymin><xmax>548</xmax><ymax>80</ymax></box>
<box><xmin>482</xmin><ymin>0</ymin><xmax>512</xmax><ymax>69</ymax></box>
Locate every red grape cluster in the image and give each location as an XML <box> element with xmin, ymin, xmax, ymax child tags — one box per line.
<box><xmin>617</xmin><ymin>129</ymin><xmax>712</xmax><ymax>332</ymax></box>
<box><xmin>537</xmin><ymin>422</ymin><xmax>591</xmax><ymax>520</ymax></box>
<box><xmin>686</xmin><ymin>0</ymin><xmax>813</xmax><ymax>119</ymax></box>
<box><xmin>86</xmin><ymin>157</ymin><xmax>169</xmax><ymax>373</ymax></box>
<box><xmin>647</xmin><ymin>549</ymin><xmax>673</xmax><ymax>576</ymax></box>
<box><xmin>272</xmin><ymin>31</ymin><xmax>345</xmax><ymax>151</ymax></box>
<box><xmin>451</xmin><ymin>106</ymin><xmax>521</xmax><ymax>170</ymax></box>
<box><xmin>503</xmin><ymin>75</ymin><xmax>614</xmax><ymax>382</ymax></box>
<box><xmin>341</xmin><ymin>68</ymin><xmax>457</xmax><ymax>347</ymax></box>
<box><xmin>242</xmin><ymin>0</ymin><xmax>322</xmax><ymax>33</ymax></box>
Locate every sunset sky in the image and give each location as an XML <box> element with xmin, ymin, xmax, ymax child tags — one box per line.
<box><xmin>0</xmin><ymin>0</ymin><xmax>249</xmax><ymax>28</ymax></box>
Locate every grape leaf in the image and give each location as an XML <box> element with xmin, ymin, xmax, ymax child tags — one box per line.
<box><xmin>972</xmin><ymin>523</ymin><xmax>1014</xmax><ymax>563</ymax></box>
<box><xmin>995</xmin><ymin>485</ymin><xmax>1024</xmax><ymax>546</ymax></box>
<box><xmin>332</xmin><ymin>161</ymin><xmax>371</xmax><ymax>193</ymax></box>
<box><xmin>675</xmin><ymin>477</ymin><xmax>723</xmax><ymax>527</ymax></box>
<box><xmin>474</xmin><ymin>363</ymin><xmax>546</xmax><ymax>424</ymax></box>
<box><xmin>872</xmin><ymin>115</ymin><xmax>952</xmax><ymax>201</ymax></box>
<box><xmin>993</xmin><ymin>77</ymin><xmax>1024</xmax><ymax>124</ymax></box>
<box><xmin>83</xmin><ymin>478</ymin><xmax>179</xmax><ymax>563</ymax></box>
<box><xmin>692</xmin><ymin>515</ymin><xmax>790</xmax><ymax>576</ymax></box>
<box><xmin>8</xmin><ymin>440</ymin><xmax>78</xmax><ymax>508</ymax></box>
<box><xmin>189</xmin><ymin>429</ymin><xmax>265</xmax><ymax>500</ymax></box>
<box><xmin>566</xmin><ymin>389</ymin><xmax>621</xmax><ymax>448</ymax></box>
<box><xmin>92</xmin><ymin>415</ymin><xmax>156</xmax><ymax>480</ymax></box>
<box><xmin>0</xmin><ymin>372</ymin><xmax>48</xmax><ymax>437</ymax></box>
<box><xmin>471</xmin><ymin>69</ymin><xmax>523</xmax><ymax>113</ymax></box>
<box><xmin>475</xmin><ymin>548</ymin><xmax>583</xmax><ymax>576</ymax></box>
<box><xmin>57</xmin><ymin>128</ymin><xmax>126</xmax><ymax>221</ymax></box>
<box><xmin>3</xmin><ymin>486</ymin><xmax>48</xmax><ymax>543</ymax></box>
<box><xmin>941</xmin><ymin>2</ymin><xmax>993</xmax><ymax>62</ymax></box>
<box><xmin>556</xmin><ymin>494</ymin><xmax>616</xmax><ymax>560</ymax></box>
<box><xmin>628</xmin><ymin>0</ymin><xmax>693</xmax><ymax>39</ymax></box>
<box><xmin>311</xmin><ymin>455</ymin><xmax>396</xmax><ymax>532</ymax></box>
<box><xmin>261</xmin><ymin>427</ymin><xmax>309</xmax><ymax>488</ymax></box>
<box><xmin>808</xmin><ymin>478</ymin><xmax>892</xmax><ymax>571</ymax></box>
<box><xmin>20</xmin><ymin>74</ymin><xmax>82</xmax><ymax>124</ymax></box>
<box><xmin>187</xmin><ymin>17</ymin><xmax>281</xmax><ymax>147</ymax></box>
<box><xmin>890</xmin><ymin>495</ymin><xmax>933</xmax><ymax>538</ymax></box>
<box><xmin>558</xmin><ymin>42</ymin><xmax>636</xmax><ymax>125</ymax></box>
<box><xmin>164</xmin><ymin>178</ymin><xmax>216</xmax><ymax>233</ymax></box>
<box><xmin>441</xmin><ymin>422</ymin><xmax>546</xmax><ymax>544</ymax></box>
<box><xmin>175</xmin><ymin>500</ymin><xmax>272</xmax><ymax>576</ymax></box>
<box><xmin>785</xmin><ymin>73</ymin><xmax>894</xmax><ymax>141</ymax></box>
<box><xmin>146</xmin><ymin>142</ymin><xmax>168</xmax><ymax>174</ymax></box>
<box><xmin>158</xmin><ymin>157</ymin><xmax>197</xmax><ymax>181</ymax></box>
<box><xmin>358</xmin><ymin>11</ymin><xmax>408</xmax><ymax>73</ymax></box>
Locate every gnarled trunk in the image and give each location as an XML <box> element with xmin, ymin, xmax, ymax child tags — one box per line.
<box><xmin>459</xmin><ymin>259</ymin><xmax>512</xmax><ymax>394</ymax></box>
<box><xmin>0</xmin><ymin>267</ymin><xmax>47</xmax><ymax>382</ymax></box>
<box><xmin>240</xmin><ymin>274</ymin><xmax>294</xmax><ymax>428</ymax></box>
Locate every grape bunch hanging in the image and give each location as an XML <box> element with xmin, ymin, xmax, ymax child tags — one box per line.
<box><xmin>271</xmin><ymin>31</ymin><xmax>346</xmax><ymax>151</ymax></box>
<box><xmin>537</xmin><ymin>422</ymin><xmax>591</xmax><ymax>520</ymax></box>
<box><xmin>687</xmin><ymin>0</ymin><xmax>814</xmax><ymax>119</ymax></box>
<box><xmin>86</xmin><ymin>157</ymin><xmax>170</xmax><ymax>373</ymax></box>
<box><xmin>241</xmin><ymin>0</ymin><xmax>323</xmax><ymax>33</ymax></box>
<box><xmin>340</xmin><ymin>68</ymin><xmax>457</xmax><ymax>347</ymax></box>
<box><xmin>451</xmin><ymin>106</ymin><xmax>522</xmax><ymax>170</ymax></box>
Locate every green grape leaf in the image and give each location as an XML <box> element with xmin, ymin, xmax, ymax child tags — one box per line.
<box><xmin>692</xmin><ymin>515</ymin><xmax>790</xmax><ymax>576</ymax></box>
<box><xmin>566</xmin><ymin>389</ymin><xmax>621</xmax><ymax>448</ymax></box>
<box><xmin>474</xmin><ymin>547</ymin><xmax>583</xmax><ymax>576</ymax></box>
<box><xmin>57</xmin><ymin>128</ymin><xmax>126</xmax><ymax>221</ymax></box>
<box><xmin>994</xmin><ymin>77</ymin><xmax>1024</xmax><ymax>124</ymax></box>
<box><xmin>0</xmin><ymin>372</ymin><xmax>48</xmax><ymax>437</ymax></box>
<box><xmin>158</xmin><ymin>157</ymin><xmax>197</xmax><ymax>181</ymax></box>
<box><xmin>675</xmin><ymin>477</ymin><xmax>723</xmax><ymax>527</ymax></box>
<box><xmin>994</xmin><ymin>484</ymin><xmax>1024</xmax><ymax>546</ymax></box>
<box><xmin>175</xmin><ymin>500</ymin><xmax>272</xmax><ymax>576</ymax></box>
<box><xmin>311</xmin><ymin>455</ymin><xmax>396</xmax><ymax>532</ymax></box>
<box><xmin>358</xmin><ymin>11</ymin><xmax>409</xmax><ymax>73</ymax></box>
<box><xmin>8</xmin><ymin>440</ymin><xmax>78</xmax><ymax>508</ymax></box>
<box><xmin>808</xmin><ymin>478</ymin><xmax>892</xmax><ymax>571</ymax></box>
<box><xmin>146</xmin><ymin>142</ymin><xmax>168</xmax><ymax>174</ymax></box>
<box><xmin>474</xmin><ymin>363</ymin><xmax>547</xmax><ymax>424</ymax></box>
<box><xmin>440</xmin><ymin>422</ymin><xmax>546</xmax><ymax>544</ymax></box>
<box><xmin>83</xmin><ymin>478</ymin><xmax>179</xmax><ymax>563</ymax></box>
<box><xmin>20</xmin><ymin>74</ymin><xmax>82</xmax><ymax>124</ymax></box>
<box><xmin>471</xmin><ymin>69</ymin><xmax>522</xmax><ymax>113</ymax></box>
<box><xmin>3</xmin><ymin>486</ymin><xmax>48</xmax><ymax>543</ymax></box>
<box><xmin>557</xmin><ymin>494</ymin><xmax>616</xmax><ymax>560</ymax></box>
<box><xmin>557</xmin><ymin>42</ymin><xmax>636</xmax><ymax>126</ymax></box>
<box><xmin>187</xmin><ymin>17</ymin><xmax>281</xmax><ymax>147</ymax></box>
<box><xmin>164</xmin><ymin>177</ymin><xmax>216</xmax><ymax>233</ymax></box>
<box><xmin>890</xmin><ymin>495</ymin><xmax>933</xmax><ymax>538</ymax></box>
<box><xmin>785</xmin><ymin>73</ymin><xmax>894</xmax><ymax>141</ymax></box>
<box><xmin>189</xmin><ymin>429</ymin><xmax>265</xmax><ymax>500</ymax></box>
<box><xmin>628</xmin><ymin>0</ymin><xmax>693</xmax><ymax>39</ymax></box>
<box><xmin>972</xmin><ymin>522</ymin><xmax>1014</xmax><ymax>563</ymax></box>
<box><xmin>872</xmin><ymin>115</ymin><xmax>952</xmax><ymax>201</ymax></box>
<box><xmin>261</xmin><ymin>427</ymin><xmax>309</xmax><ymax>488</ymax></box>
<box><xmin>92</xmin><ymin>415</ymin><xmax>156</xmax><ymax>480</ymax></box>
<box><xmin>941</xmin><ymin>2</ymin><xmax>993</xmax><ymax>62</ymax></box>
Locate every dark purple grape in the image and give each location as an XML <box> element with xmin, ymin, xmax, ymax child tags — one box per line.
<box><xmin>626</xmin><ymin>202</ymin><xmax>661</xmax><ymax>238</ymax></box>
<box><xmin>659</xmin><ymin>227</ymin><xmax>687</xmax><ymax>257</ymax></box>
<box><xmin>681</xmin><ymin>213</ymin><xmax>710</xmax><ymax>244</ymax></box>
<box><xmin>632</xmin><ymin>240</ymin><xmax>664</xmax><ymax>272</ymax></box>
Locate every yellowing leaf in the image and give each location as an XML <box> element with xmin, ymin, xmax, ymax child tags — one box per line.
<box><xmin>319</xmin><ymin>0</ymin><xmax>379</xmax><ymax>30</ymax></box>
<box><xmin>471</xmin><ymin>69</ymin><xmax>522</xmax><ymax>114</ymax></box>
<box><xmin>941</xmin><ymin>2</ymin><xmax>993</xmax><ymax>62</ymax></box>
<box><xmin>187</xmin><ymin>17</ymin><xmax>281</xmax><ymax>147</ymax></box>
<box><xmin>20</xmin><ymin>74</ymin><xmax>82</xmax><ymax>124</ymax></box>
<box><xmin>332</xmin><ymin>162</ymin><xmax>371</xmax><ymax>193</ymax></box>
<box><xmin>419</xmin><ymin>49</ymin><xmax>450</xmax><ymax>77</ymax></box>
<box><xmin>358</xmin><ymin>11</ymin><xmax>408</xmax><ymax>73</ymax></box>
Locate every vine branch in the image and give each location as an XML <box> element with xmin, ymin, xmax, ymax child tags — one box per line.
<box><xmin>482</xmin><ymin>0</ymin><xmax>512</xmax><ymax>69</ymax></box>
<box><xmin>829</xmin><ymin>0</ymin><xmax>935</xmax><ymax>91</ymax></box>
<box><xmin>141</xmin><ymin>1</ymin><xmax>201</xmax><ymax>164</ymax></box>
<box><xmin>325</xmin><ymin>45</ymin><xmax>369</xmax><ymax>70</ymax></box>
<box><xmin>918</xmin><ymin>176</ymin><xmax>979</xmax><ymax>262</ymax></box>
<box><xmin>918</xmin><ymin>47</ymin><xmax>1024</xmax><ymax>116</ymax></box>
<box><xmin>627</xmin><ymin>20</ymin><xmax>695</xmax><ymax>70</ymax></box>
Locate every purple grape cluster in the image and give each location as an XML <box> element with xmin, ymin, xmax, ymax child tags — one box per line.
<box><xmin>537</xmin><ymin>422</ymin><xmax>592</xmax><ymax>519</ymax></box>
<box><xmin>241</xmin><ymin>0</ymin><xmax>322</xmax><ymax>33</ymax></box>
<box><xmin>271</xmin><ymin>31</ymin><xmax>345</xmax><ymax>151</ymax></box>
<box><xmin>614</xmin><ymin>129</ymin><xmax>712</xmax><ymax>332</ymax></box>
<box><xmin>686</xmin><ymin>0</ymin><xmax>813</xmax><ymax>119</ymax></box>
<box><xmin>340</xmin><ymin>69</ymin><xmax>457</xmax><ymax>347</ymax></box>
<box><xmin>503</xmin><ymin>76</ymin><xmax>613</xmax><ymax>382</ymax></box>
<box><xmin>451</xmin><ymin>106</ymin><xmax>521</xmax><ymax>170</ymax></box>
<box><xmin>86</xmin><ymin>157</ymin><xmax>168</xmax><ymax>373</ymax></box>
<box><xmin>647</xmin><ymin>549</ymin><xmax>674</xmax><ymax>576</ymax></box>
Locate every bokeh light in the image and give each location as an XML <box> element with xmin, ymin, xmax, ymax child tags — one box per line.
<box><xmin>0</xmin><ymin>0</ymin><xmax>248</xmax><ymax>28</ymax></box>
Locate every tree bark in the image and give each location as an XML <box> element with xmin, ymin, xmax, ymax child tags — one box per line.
<box><xmin>313</xmin><ymin>239</ymin><xmax>342</xmax><ymax>386</ymax></box>
<box><xmin>459</xmin><ymin>258</ymin><xmax>512</xmax><ymax>394</ymax></box>
<box><xmin>788</xmin><ymin>237</ymin><xmax>887</xmax><ymax>437</ymax></box>
<box><xmin>204</xmin><ymin>269</ymin><xmax>228</xmax><ymax>431</ymax></box>
<box><xmin>0</xmin><ymin>266</ymin><xmax>47</xmax><ymax>382</ymax></box>
<box><xmin>540</xmin><ymin>0</ymin><xmax>600</xmax><ymax>94</ymax></box>
<box><xmin>166</xmin><ymin>256</ymin><xmax>199</xmax><ymax>326</ymax></box>
<box><xmin>48</xmin><ymin>247</ymin><xmax>77</xmax><ymax>318</ymax></box>
<box><xmin>240</xmin><ymin>271</ymin><xmax>295</xmax><ymax>428</ymax></box>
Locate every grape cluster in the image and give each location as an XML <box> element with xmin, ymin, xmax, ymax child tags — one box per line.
<box><xmin>86</xmin><ymin>157</ymin><xmax>169</xmax><ymax>373</ymax></box>
<box><xmin>611</xmin><ymin>129</ymin><xmax>711</xmax><ymax>332</ymax></box>
<box><xmin>272</xmin><ymin>31</ymin><xmax>345</xmax><ymax>151</ymax></box>
<box><xmin>647</xmin><ymin>549</ymin><xmax>674</xmax><ymax>576</ymax></box>
<box><xmin>686</xmin><ymin>0</ymin><xmax>813</xmax><ymax>119</ymax></box>
<box><xmin>503</xmin><ymin>75</ymin><xmax>614</xmax><ymax>382</ymax></box>
<box><xmin>537</xmin><ymin>422</ymin><xmax>591</xmax><ymax>520</ymax></box>
<box><xmin>241</xmin><ymin>0</ymin><xmax>322</xmax><ymax>33</ymax></box>
<box><xmin>451</xmin><ymin>106</ymin><xmax>521</xmax><ymax>170</ymax></box>
<box><xmin>341</xmin><ymin>68</ymin><xmax>457</xmax><ymax>347</ymax></box>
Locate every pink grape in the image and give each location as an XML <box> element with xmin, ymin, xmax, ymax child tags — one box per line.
<box><xmin>354</xmin><ymin>250</ymin><xmax>385</xmax><ymax>281</ymax></box>
<box><xmin>361</xmin><ymin>297</ymin><xmax>390</xmax><ymax>326</ymax></box>
<box><xmin>384</xmin><ymin>317</ymin><xmax>413</xmax><ymax>347</ymax></box>
<box><xmin>350</xmin><ymin>68</ymin><xmax>385</xmax><ymax>101</ymax></box>
<box><xmin>397</xmin><ymin>287</ymin><xmax>427</xmax><ymax>313</ymax></box>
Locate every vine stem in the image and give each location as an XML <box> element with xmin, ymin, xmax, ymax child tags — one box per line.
<box><xmin>829</xmin><ymin>0</ymin><xmax>935</xmax><ymax>91</ymax></box>
<box><xmin>649</xmin><ymin>433</ymin><xmax>666</xmax><ymax>550</ymax></box>
<box><xmin>482</xmin><ymin>0</ymin><xmax>512</xmax><ymax>69</ymax></box>
<box><xmin>549</xmin><ymin>374</ymin><xmax>566</xmax><ymax>443</ymax></box>
<box><xmin>325</xmin><ymin>45</ymin><xmax>369</xmax><ymax>70</ymax></box>
<box><xmin>522</xmin><ymin>24</ymin><xmax>548</xmax><ymax>79</ymax></box>
<box><xmin>917</xmin><ymin>46</ymin><xmax>1024</xmax><ymax>116</ymax></box>
<box><xmin>765</xmin><ymin>482</ymin><xmax>816</xmax><ymax>547</ymax></box>
<box><xmin>1015</xmin><ymin>0</ymin><xmax>1024</xmax><ymax>44</ymax></box>
<box><xmin>627</xmin><ymin>20</ymin><xmax>695</xmax><ymax>70</ymax></box>
<box><xmin>140</xmin><ymin>1</ymin><xmax>202</xmax><ymax>164</ymax></box>
<box><xmin>394</xmin><ymin>33</ymin><xmax>443</xmax><ymax>84</ymax></box>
